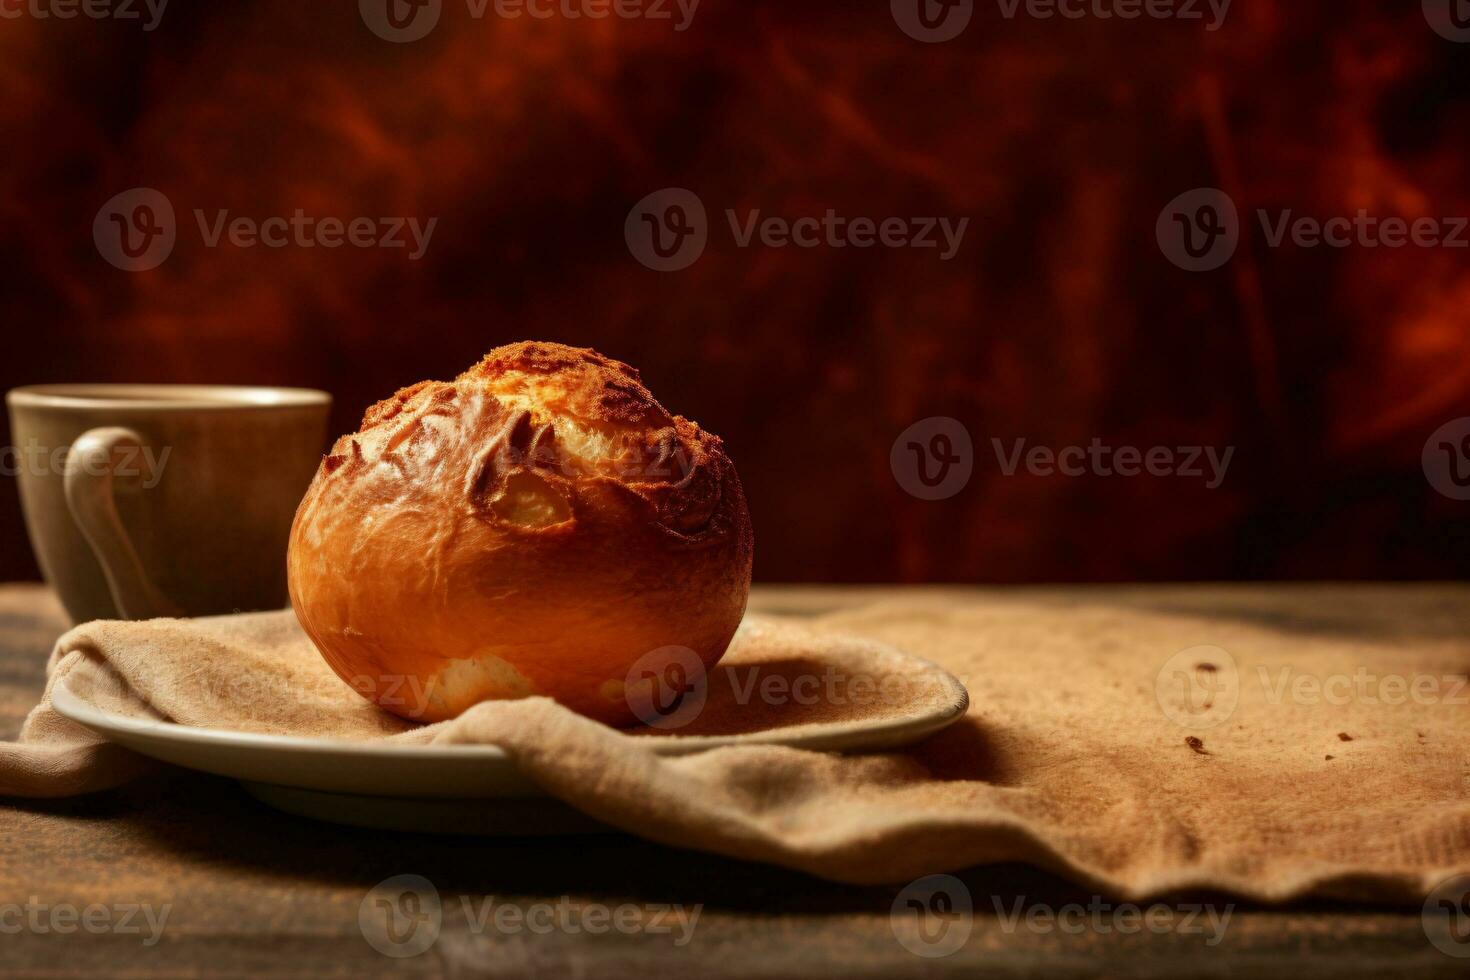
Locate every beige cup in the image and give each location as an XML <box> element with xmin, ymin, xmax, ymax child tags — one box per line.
<box><xmin>6</xmin><ymin>385</ymin><xmax>330</xmax><ymax>624</ymax></box>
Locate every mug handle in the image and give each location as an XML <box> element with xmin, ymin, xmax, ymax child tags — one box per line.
<box><xmin>63</xmin><ymin>427</ymin><xmax>179</xmax><ymax>620</ymax></box>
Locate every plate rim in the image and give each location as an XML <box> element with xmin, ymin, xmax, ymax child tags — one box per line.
<box><xmin>50</xmin><ymin>654</ymin><xmax>970</xmax><ymax>760</ymax></box>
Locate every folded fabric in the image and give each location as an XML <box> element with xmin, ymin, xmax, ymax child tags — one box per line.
<box><xmin>5</xmin><ymin>586</ymin><xmax>1469</xmax><ymax>902</ymax></box>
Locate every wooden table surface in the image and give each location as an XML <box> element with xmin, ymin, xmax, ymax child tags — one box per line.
<box><xmin>0</xmin><ymin>583</ymin><xmax>1461</xmax><ymax>979</ymax></box>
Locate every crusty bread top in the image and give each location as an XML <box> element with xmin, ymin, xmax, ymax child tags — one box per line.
<box><xmin>317</xmin><ymin>341</ymin><xmax>737</xmax><ymax>538</ymax></box>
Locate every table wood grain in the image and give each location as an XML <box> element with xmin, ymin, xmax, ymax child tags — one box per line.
<box><xmin>0</xmin><ymin>584</ymin><xmax>1461</xmax><ymax>978</ymax></box>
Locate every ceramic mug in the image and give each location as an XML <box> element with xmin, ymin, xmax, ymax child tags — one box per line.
<box><xmin>6</xmin><ymin>384</ymin><xmax>331</xmax><ymax>624</ymax></box>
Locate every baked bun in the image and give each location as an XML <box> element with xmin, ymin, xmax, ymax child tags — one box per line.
<box><xmin>288</xmin><ymin>341</ymin><xmax>754</xmax><ymax>725</ymax></box>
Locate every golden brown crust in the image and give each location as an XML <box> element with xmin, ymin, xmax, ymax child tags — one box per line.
<box><xmin>457</xmin><ymin>341</ymin><xmax>667</xmax><ymax>428</ymax></box>
<box><xmin>288</xmin><ymin>341</ymin><xmax>754</xmax><ymax>725</ymax></box>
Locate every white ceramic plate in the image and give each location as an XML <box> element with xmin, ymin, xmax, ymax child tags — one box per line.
<box><xmin>52</xmin><ymin>668</ymin><xmax>969</xmax><ymax>834</ymax></box>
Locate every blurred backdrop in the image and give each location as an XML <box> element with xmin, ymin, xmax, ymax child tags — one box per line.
<box><xmin>2</xmin><ymin>0</ymin><xmax>1468</xmax><ymax>583</ymax></box>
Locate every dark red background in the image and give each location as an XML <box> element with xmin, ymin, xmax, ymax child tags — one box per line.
<box><xmin>2</xmin><ymin>1</ymin><xmax>1468</xmax><ymax>583</ymax></box>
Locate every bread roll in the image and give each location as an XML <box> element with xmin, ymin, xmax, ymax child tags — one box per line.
<box><xmin>288</xmin><ymin>342</ymin><xmax>753</xmax><ymax>725</ymax></box>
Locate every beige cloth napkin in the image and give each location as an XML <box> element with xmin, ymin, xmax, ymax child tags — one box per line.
<box><xmin>5</xmin><ymin>587</ymin><xmax>1470</xmax><ymax>903</ymax></box>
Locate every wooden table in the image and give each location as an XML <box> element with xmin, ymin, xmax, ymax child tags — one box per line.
<box><xmin>0</xmin><ymin>584</ymin><xmax>1458</xmax><ymax>978</ymax></box>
